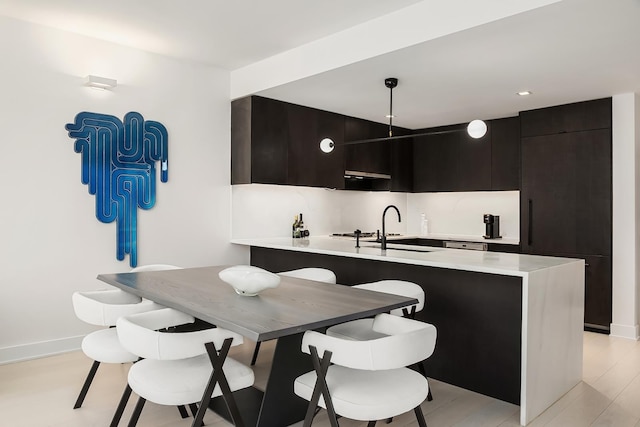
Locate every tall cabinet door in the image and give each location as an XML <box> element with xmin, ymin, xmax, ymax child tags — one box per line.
<box><xmin>520</xmin><ymin>129</ymin><xmax>611</xmax><ymax>256</ymax></box>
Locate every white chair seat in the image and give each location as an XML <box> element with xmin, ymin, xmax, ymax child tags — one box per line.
<box><xmin>326</xmin><ymin>318</ymin><xmax>387</xmax><ymax>341</ymax></box>
<box><xmin>294</xmin><ymin>313</ymin><xmax>436</xmax><ymax>426</ymax></box>
<box><xmin>128</xmin><ymin>354</ymin><xmax>255</xmax><ymax>406</ymax></box>
<box><xmin>279</xmin><ymin>268</ymin><xmax>337</xmax><ymax>284</ymax></box>
<box><xmin>295</xmin><ymin>364</ymin><xmax>429</xmax><ymax>421</ymax></box>
<box><xmin>81</xmin><ymin>328</ymin><xmax>138</xmax><ymax>364</ymax></box>
<box><xmin>353</xmin><ymin>280</ymin><xmax>424</xmax><ymax>316</ymax></box>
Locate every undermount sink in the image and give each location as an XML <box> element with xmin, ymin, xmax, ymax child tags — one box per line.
<box><xmin>362</xmin><ymin>244</ymin><xmax>441</xmax><ymax>253</ymax></box>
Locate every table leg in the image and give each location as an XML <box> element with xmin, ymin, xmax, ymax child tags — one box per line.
<box><xmin>256</xmin><ymin>332</ymin><xmax>312</xmax><ymax>427</ymax></box>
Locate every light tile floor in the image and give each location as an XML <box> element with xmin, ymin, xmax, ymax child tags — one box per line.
<box><xmin>1</xmin><ymin>332</ymin><xmax>640</xmax><ymax>426</ymax></box>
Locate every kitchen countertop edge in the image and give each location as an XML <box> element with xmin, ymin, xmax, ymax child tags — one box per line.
<box><xmin>231</xmin><ymin>236</ymin><xmax>582</xmax><ymax>278</ymax></box>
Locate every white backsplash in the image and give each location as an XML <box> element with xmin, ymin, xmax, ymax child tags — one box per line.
<box><xmin>232</xmin><ymin>184</ymin><xmax>520</xmax><ymax>241</ymax></box>
<box><xmin>406</xmin><ymin>191</ymin><xmax>520</xmax><ymax>240</ymax></box>
<box><xmin>231</xmin><ymin>184</ymin><xmax>407</xmax><ymax>238</ymax></box>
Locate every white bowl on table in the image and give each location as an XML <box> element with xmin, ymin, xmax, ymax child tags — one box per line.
<box><xmin>218</xmin><ymin>265</ymin><xmax>281</xmax><ymax>296</ymax></box>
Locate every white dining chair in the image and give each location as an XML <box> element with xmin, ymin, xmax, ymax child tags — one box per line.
<box><xmin>294</xmin><ymin>313</ymin><xmax>437</xmax><ymax>426</ymax></box>
<box><xmin>324</xmin><ymin>279</ymin><xmax>432</xmax><ymax>402</ymax></box>
<box><xmin>71</xmin><ymin>289</ymin><xmax>162</xmax><ymax>409</ymax></box>
<box><xmin>250</xmin><ymin>267</ymin><xmax>337</xmax><ymax>366</ymax></box>
<box><xmin>113</xmin><ymin>307</ymin><xmax>255</xmax><ymax>427</ymax></box>
<box><xmin>71</xmin><ymin>264</ymin><xmax>181</xmax><ymax>411</ymax></box>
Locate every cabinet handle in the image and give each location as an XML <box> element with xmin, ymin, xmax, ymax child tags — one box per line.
<box><xmin>528</xmin><ymin>199</ymin><xmax>533</xmax><ymax>246</ymax></box>
<box><xmin>585</xmin><ymin>263</ymin><xmax>590</xmax><ymax>267</ymax></box>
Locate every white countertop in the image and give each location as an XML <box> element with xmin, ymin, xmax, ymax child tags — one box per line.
<box><xmin>405</xmin><ymin>233</ymin><xmax>520</xmax><ymax>245</ymax></box>
<box><xmin>231</xmin><ymin>236</ymin><xmax>581</xmax><ymax>277</ymax></box>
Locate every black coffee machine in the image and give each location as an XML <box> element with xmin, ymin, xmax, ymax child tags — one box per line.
<box><xmin>483</xmin><ymin>214</ymin><xmax>501</xmax><ymax>239</ymax></box>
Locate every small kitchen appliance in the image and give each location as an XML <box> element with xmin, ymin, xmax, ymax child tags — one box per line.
<box><xmin>483</xmin><ymin>214</ymin><xmax>501</xmax><ymax>239</ymax></box>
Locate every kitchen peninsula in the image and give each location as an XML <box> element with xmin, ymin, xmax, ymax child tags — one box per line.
<box><xmin>231</xmin><ymin>237</ymin><xmax>585</xmax><ymax>426</ymax></box>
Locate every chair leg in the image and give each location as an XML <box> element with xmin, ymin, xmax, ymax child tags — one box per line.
<box><xmin>73</xmin><ymin>360</ymin><xmax>100</xmax><ymax>409</ymax></box>
<box><xmin>189</xmin><ymin>403</ymin><xmax>205</xmax><ymax>426</ymax></box>
<box><xmin>126</xmin><ymin>397</ymin><xmax>146</xmax><ymax>427</ymax></box>
<box><xmin>416</xmin><ymin>361</ymin><xmax>434</xmax><ymax>401</ymax></box>
<box><xmin>193</xmin><ymin>339</ymin><xmax>244</xmax><ymax>427</ymax></box>
<box><xmin>178</xmin><ymin>405</ymin><xmax>189</xmax><ymax>418</ymax></box>
<box><xmin>367</xmin><ymin>421</ymin><xmax>377</xmax><ymax>427</ymax></box>
<box><xmin>250</xmin><ymin>341</ymin><xmax>261</xmax><ymax>366</ymax></box>
<box><xmin>414</xmin><ymin>405</ymin><xmax>428</xmax><ymax>427</ymax></box>
<box><xmin>109</xmin><ymin>384</ymin><xmax>132</xmax><ymax>427</ymax></box>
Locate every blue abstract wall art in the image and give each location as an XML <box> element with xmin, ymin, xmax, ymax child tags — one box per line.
<box><xmin>65</xmin><ymin>111</ymin><xmax>169</xmax><ymax>267</ymax></box>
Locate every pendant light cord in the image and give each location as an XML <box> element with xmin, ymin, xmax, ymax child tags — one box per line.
<box><xmin>388</xmin><ymin>85</ymin><xmax>393</xmax><ymax>137</ymax></box>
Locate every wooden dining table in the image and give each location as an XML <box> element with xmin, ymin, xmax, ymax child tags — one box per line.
<box><xmin>97</xmin><ymin>265</ymin><xmax>417</xmax><ymax>427</ymax></box>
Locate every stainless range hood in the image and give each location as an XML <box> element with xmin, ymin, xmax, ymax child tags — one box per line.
<box><xmin>344</xmin><ymin>170</ymin><xmax>391</xmax><ymax>191</ymax></box>
<box><xmin>344</xmin><ymin>170</ymin><xmax>391</xmax><ymax>180</ymax></box>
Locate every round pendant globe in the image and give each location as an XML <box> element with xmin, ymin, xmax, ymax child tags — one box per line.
<box><xmin>467</xmin><ymin>120</ymin><xmax>487</xmax><ymax>139</ymax></box>
<box><xmin>320</xmin><ymin>138</ymin><xmax>335</xmax><ymax>153</ymax></box>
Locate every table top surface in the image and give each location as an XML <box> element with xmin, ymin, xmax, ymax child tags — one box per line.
<box><xmin>97</xmin><ymin>265</ymin><xmax>416</xmax><ymax>342</ymax></box>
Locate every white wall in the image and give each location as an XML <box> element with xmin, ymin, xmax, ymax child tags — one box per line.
<box><xmin>0</xmin><ymin>17</ymin><xmax>245</xmax><ymax>363</ymax></box>
<box><xmin>611</xmin><ymin>93</ymin><xmax>640</xmax><ymax>339</ymax></box>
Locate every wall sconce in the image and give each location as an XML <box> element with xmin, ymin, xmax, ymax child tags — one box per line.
<box><xmin>85</xmin><ymin>75</ymin><xmax>117</xmax><ymax>90</ymax></box>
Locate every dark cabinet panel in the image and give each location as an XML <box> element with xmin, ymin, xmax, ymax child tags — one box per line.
<box><xmin>231</xmin><ymin>96</ymin><xmax>289</xmax><ymax>185</ymax></box>
<box><xmin>287</xmin><ymin>104</ymin><xmax>345</xmax><ymax>189</ymax></box>
<box><xmin>413</xmin><ymin>124</ymin><xmax>492</xmax><ymax>192</ymax></box>
<box><xmin>231</xmin><ymin>96</ymin><xmax>345</xmax><ymax>189</ymax></box>
<box><xmin>520</xmin><ymin>98</ymin><xmax>612</xmax><ymax>138</ymax></box>
<box><xmin>520</xmin><ymin>98</ymin><xmax>612</xmax><ymax>332</ymax></box>
<box><xmin>250</xmin><ymin>96</ymin><xmax>289</xmax><ymax>185</ymax></box>
<box><xmin>390</xmin><ymin>134</ymin><xmax>414</xmax><ymax>192</ymax></box>
<box><xmin>520</xmin><ymin>129</ymin><xmax>611</xmax><ymax>256</ymax></box>
<box><xmin>344</xmin><ymin>117</ymin><xmax>391</xmax><ymax>175</ymax></box>
<box><xmin>490</xmin><ymin>117</ymin><xmax>520</xmax><ymax>191</ymax></box>
<box><xmin>584</xmin><ymin>255</ymin><xmax>612</xmax><ymax>331</ymax></box>
<box><xmin>344</xmin><ymin>117</ymin><xmax>414</xmax><ymax>191</ymax></box>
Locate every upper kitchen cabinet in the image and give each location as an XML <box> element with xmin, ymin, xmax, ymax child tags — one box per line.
<box><xmin>287</xmin><ymin>103</ymin><xmax>345</xmax><ymax>189</ymax></box>
<box><xmin>412</xmin><ymin>117</ymin><xmax>519</xmax><ymax>192</ymax></box>
<box><xmin>342</xmin><ymin>117</ymin><xmax>413</xmax><ymax>191</ymax></box>
<box><xmin>520</xmin><ymin>97</ymin><xmax>612</xmax><ymax>137</ymax></box>
<box><xmin>490</xmin><ymin>117</ymin><xmax>521</xmax><ymax>191</ymax></box>
<box><xmin>231</xmin><ymin>96</ymin><xmax>345</xmax><ymax>189</ymax></box>
<box><xmin>344</xmin><ymin>117</ymin><xmax>391</xmax><ymax>176</ymax></box>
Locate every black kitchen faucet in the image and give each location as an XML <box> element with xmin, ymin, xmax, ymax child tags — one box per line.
<box><xmin>381</xmin><ymin>205</ymin><xmax>401</xmax><ymax>250</ymax></box>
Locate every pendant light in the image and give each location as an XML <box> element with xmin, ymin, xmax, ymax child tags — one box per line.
<box><xmin>320</xmin><ymin>77</ymin><xmax>487</xmax><ymax>153</ymax></box>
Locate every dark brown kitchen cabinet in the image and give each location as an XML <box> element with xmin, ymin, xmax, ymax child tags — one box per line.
<box><xmin>287</xmin><ymin>103</ymin><xmax>345</xmax><ymax>188</ymax></box>
<box><xmin>390</xmin><ymin>136</ymin><xmax>414</xmax><ymax>192</ymax></box>
<box><xmin>343</xmin><ymin>117</ymin><xmax>413</xmax><ymax>191</ymax></box>
<box><xmin>413</xmin><ymin>123</ymin><xmax>491</xmax><ymax>192</ymax></box>
<box><xmin>520</xmin><ymin>130</ymin><xmax>612</xmax><ymax>256</ymax></box>
<box><xmin>232</xmin><ymin>96</ymin><xmax>288</xmax><ymax>185</ymax></box>
<box><xmin>412</xmin><ymin>117</ymin><xmax>519</xmax><ymax>192</ymax></box>
<box><xmin>344</xmin><ymin>117</ymin><xmax>391</xmax><ymax>176</ymax></box>
<box><xmin>491</xmin><ymin>117</ymin><xmax>520</xmax><ymax>191</ymax></box>
<box><xmin>520</xmin><ymin>98</ymin><xmax>612</xmax><ymax>138</ymax></box>
<box><xmin>584</xmin><ymin>255</ymin><xmax>612</xmax><ymax>332</ymax></box>
<box><xmin>231</xmin><ymin>96</ymin><xmax>345</xmax><ymax>189</ymax></box>
<box><xmin>520</xmin><ymin>98</ymin><xmax>612</xmax><ymax>332</ymax></box>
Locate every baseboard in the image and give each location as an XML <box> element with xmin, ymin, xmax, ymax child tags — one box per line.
<box><xmin>609</xmin><ymin>323</ymin><xmax>640</xmax><ymax>340</ymax></box>
<box><xmin>0</xmin><ymin>335</ymin><xmax>83</xmax><ymax>365</ymax></box>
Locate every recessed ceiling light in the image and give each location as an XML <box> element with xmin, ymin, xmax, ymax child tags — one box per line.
<box><xmin>517</xmin><ymin>91</ymin><xmax>532</xmax><ymax>96</ymax></box>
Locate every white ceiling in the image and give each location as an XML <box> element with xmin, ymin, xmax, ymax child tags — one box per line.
<box><xmin>1</xmin><ymin>0</ymin><xmax>639</xmax><ymax>129</ymax></box>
